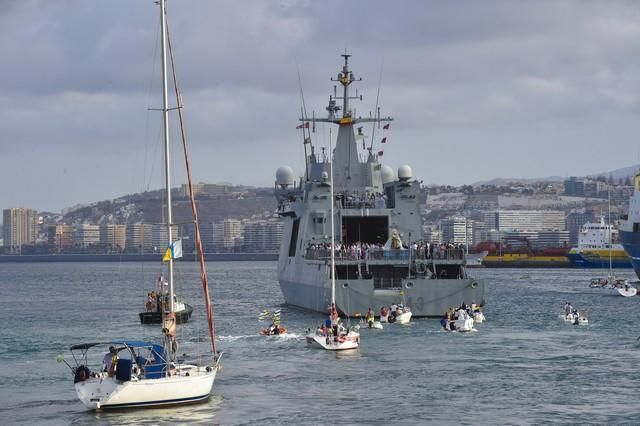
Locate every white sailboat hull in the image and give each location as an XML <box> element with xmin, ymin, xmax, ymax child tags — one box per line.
<box><xmin>75</xmin><ymin>365</ymin><xmax>218</xmax><ymax>410</ymax></box>
<box><xmin>305</xmin><ymin>333</ymin><xmax>359</xmax><ymax>351</ymax></box>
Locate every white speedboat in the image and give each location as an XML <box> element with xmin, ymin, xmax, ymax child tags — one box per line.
<box><xmin>453</xmin><ymin>317</ymin><xmax>475</xmax><ymax>332</ymax></box>
<box><xmin>472</xmin><ymin>311</ymin><xmax>486</xmax><ymax>324</ymax></box>
<box><xmin>617</xmin><ymin>284</ymin><xmax>637</xmax><ymax>297</ymax></box>
<box><xmin>559</xmin><ymin>311</ymin><xmax>588</xmax><ymax>325</ymax></box>
<box><xmin>395</xmin><ymin>309</ymin><xmax>412</xmax><ymax>325</ymax></box>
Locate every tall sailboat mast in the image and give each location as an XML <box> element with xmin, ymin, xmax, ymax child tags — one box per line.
<box><xmin>329</xmin><ymin>128</ymin><xmax>335</xmax><ymax>306</ymax></box>
<box><xmin>160</xmin><ymin>0</ymin><xmax>175</xmax><ymax>312</ymax></box>
<box><xmin>608</xmin><ymin>188</ymin><xmax>613</xmax><ymax>279</ymax></box>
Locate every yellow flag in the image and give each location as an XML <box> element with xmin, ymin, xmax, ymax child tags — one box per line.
<box><xmin>162</xmin><ymin>248</ymin><xmax>171</xmax><ymax>262</ymax></box>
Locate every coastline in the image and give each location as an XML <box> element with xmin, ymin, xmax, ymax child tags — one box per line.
<box><xmin>0</xmin><ymin>253</ymin><xmax>278</xmax><ymax>263</ymax></box>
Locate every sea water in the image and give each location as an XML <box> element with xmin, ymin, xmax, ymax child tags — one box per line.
<box><xmin>1</xmin><ymin>262</ymin><xmax>639</xmax><ymax>425</ymax></box>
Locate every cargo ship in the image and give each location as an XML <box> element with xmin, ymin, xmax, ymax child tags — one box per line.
<box><xmin>478</xmin><ymin>241</ymin><xmax>570</xmax><ymax>268</ymax></box>
<box><xmin>619</xmin><ymin>172</ymin><xmax>640</xmax><ymax>279</ymax></box>
<box><xmin>566</xmin><ymin>217</ymin><xmax>631</xmax><ymax>268</ymax></box>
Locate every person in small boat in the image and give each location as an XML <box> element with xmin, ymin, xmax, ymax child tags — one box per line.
<box><xmin>564</xmin><ymin>302</ymin><xmax>572</xmax><ymax>315</ymax></box>
<box><xmin>380</xmin><ymin>306</ymin><xmax>389</xmax><ymax>322</ymax></box>
<box><xmin>365</xmin><ymin>307</ymin><xmax>375</xmax><ymax>328</ymax></box>
<box><xmin>390</xmin><ymin>303</ymin><xmax>398</xmax><ymax>319</ymax></box>
<box><xmin>102</xmin><ymin>346</ymin><xmax>118</xmax><ymax>376</ymax></box>
<box><xmin>440</xmin><ymin>313</ymin><xmax>449</xmax><ymax>330</ymax></box>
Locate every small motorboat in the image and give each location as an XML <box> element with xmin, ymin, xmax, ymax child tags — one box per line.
<box><xmin>577</xmin><ymin>314</ymin><xmax>589</xmax><ymax>325</ymax></box>
<box><xmin>139</xmin><ymin>293</ymin><xmax>193</xmax><ymax>325</ymax></box>
<box><xmin>453</xmin><ymin>317</ymin><xmax>475</xmax><ymax>332</ymax></box>
<box><xmin>472</xmin><ymin>310</ymin><xmax>485</xmax><ymax>324</ymax></box>
<box><xmin>617</xmin><ymin>283</ymin><xmax>637</xmax><ymax>297</ymax></box>
<box><xmin>394</xmin><ymin>305</ymin><xmax>412</xmax><ymax>325</ymax></box>
<box><xmin>260</xmin><ymin>325</ymin><xmax>288</xmax><ymax>336</ymax></box>
<box><xmin>258</xmin><ymin>309</ymin><xmax>287</xmax><ymax>336</ymax></box>
<box><xmin>589</xmin><ymin>278</ymin><xmax>609</xmax><ymax>288</ymax></box>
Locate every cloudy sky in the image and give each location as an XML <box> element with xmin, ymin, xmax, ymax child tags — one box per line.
<box><xmin>3</xmin><ymin>0</ymin><xmax>640</xmax><ymax>212</ymax></box>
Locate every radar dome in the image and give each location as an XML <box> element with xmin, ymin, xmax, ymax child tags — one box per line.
<box><xmin>398</xmin><ymin>165</ymin><xmax>413</xmax><ymax>182</ymax></box>
<box><xmin>381</xmin><ymin>165</ymin><xmax>395</xmax><ymax>184</ymax></box>
<box><xmin>321</xmin><ymin>171</ymin><xmax>329</xmax><ymax>182</ymax></box>
<box><xmin>276</xmin><ymin>166</ymin><xmax>294</xmax><ymax>188</ymax></box>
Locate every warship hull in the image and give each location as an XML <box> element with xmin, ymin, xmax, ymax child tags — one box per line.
<box><xmin>279</xmin><ymin>263</ymin><xmax>484</xmax><ymax>317</ymax></box>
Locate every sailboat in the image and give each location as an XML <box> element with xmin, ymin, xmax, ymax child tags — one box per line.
<box><xmin>61</xmin><ymin>0</ymin><xmax>221</xmax><ymax>409</ymax></box>
<box><xmin>601</xmin><ymin>191</ymin><xmax>635</xmax><ymax>296</ymax></box>
<box><xmin>306</xmin><ymin>132</ymin><xmax>360</xmax><ymax>351</ymax></box>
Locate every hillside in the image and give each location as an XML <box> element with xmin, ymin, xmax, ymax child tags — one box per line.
<box><xmin>58</xmin><ymin>187</ymin><xmax>277</xmax><ymax>225</ymax></box>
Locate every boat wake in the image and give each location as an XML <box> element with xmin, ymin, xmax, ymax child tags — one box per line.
<box><xmin>218</xmin><ymin>335</ymin><xmax>258</xmax><ymax>342</ymax></box>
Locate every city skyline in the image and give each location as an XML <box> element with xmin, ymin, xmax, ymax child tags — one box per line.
<box><xmin>4</xmin><ymin>1</ymin><xmax>640</xmax><ymax>211</ymax></box>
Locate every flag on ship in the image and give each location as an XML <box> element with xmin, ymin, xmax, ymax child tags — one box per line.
<box><xmin>296</xmin><ymin>122</ymin><xmax>310</xmax><ymax>129</ymax></box>
<box><xmin>162</xmin><ymin>239</ymin><xmax>183</xmax><ymax>262</ymax></box>
<box><xmin>383</xmin><ymin>123</ymin><xmax>390</xmax><ymax>130</ymax></box>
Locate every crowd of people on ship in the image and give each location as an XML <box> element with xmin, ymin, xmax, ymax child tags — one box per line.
<box><xmin>440</xmin><ymin>302</ymin><xmax>481</xmax><ymax>331</ymax></box>
<box><xmin>335</xmin><ymin>191</ymin><xmax>389</xmax><ymax>209</ymax></box>
<box><xmin>305</xmin><ymin>240</ymin><xmax>466</xmax><ymax>261</ymax></box>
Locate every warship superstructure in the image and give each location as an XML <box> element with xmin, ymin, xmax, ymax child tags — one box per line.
<box><xmin>274</xmin><ymin>54</ymin><xmax>485</xmax><ymax>317</ymax></box>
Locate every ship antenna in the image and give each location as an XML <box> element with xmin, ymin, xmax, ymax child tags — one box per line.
<box><xmin>370</xmin><ymin>58</ymin><xmax>384</xmax><ymax>151</ymax></box>
<box><xmin>297</xmin><ymin>64</ymin><xmax>313</xmax><ymax>180</ymax></box>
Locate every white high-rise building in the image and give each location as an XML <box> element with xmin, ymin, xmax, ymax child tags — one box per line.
<box><xmin>243</xmin><ymin>220</ymin><xmax>283</xmax><ymax>252</ymax></box>
<box><xmin>440</xmin><ymin>216</ymin><xmax>473</xmax><ymax>245</ymax></box>
<box><xmin>484</xmin><ymin>210</ymin><xmax>565</xmax><ymax>232</ymax></box>
<box><xmin>74</xmin><ymin>224</ymin><xmax>100</xmax><ymax>248</ymax></box>
<box><xmin>223</xmin><ymin>219</ymin><xmax>243</xmax><ymax>250</ymax></box>
<box><xmin>100</xmin><ymin>225</ymin><xmax>126</xmax><ymax>253</ymax></box>
<box><xmin>126</xmin><ymin>223</ymin><xmax>153</xmax><ymax>253</ymax></box>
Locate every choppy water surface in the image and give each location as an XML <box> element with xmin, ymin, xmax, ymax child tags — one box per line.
<box><xmin>1</xmin><ymin>262</ymin><xmax>639</xmax><ymax>425</ymax></box>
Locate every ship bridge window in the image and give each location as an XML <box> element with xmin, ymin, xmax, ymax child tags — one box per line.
<box><xmin>342</xmin><ymin>216</ymin><xmax>389</xmax><ymax>245</ymax></box>
<box><xmin>311</xmin><ymin>213</ymin><xmax>326</xmax><ymax>234</ymax></box>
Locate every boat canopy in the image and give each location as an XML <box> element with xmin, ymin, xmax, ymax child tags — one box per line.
<box><xmin>70</xmin><ymin>341</ymin><xmax>164</xmax><ymax>354</ymax></box>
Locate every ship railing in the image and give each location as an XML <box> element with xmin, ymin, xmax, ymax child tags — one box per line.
<box><xmin>304</xmin><ymin>247</ymin><xmax>465</xmax><ymax>261</ymax></box>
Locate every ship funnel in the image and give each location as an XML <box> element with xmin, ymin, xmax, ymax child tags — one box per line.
<box><xmin>276</xmin><ymin>166</ymin><xmax>295</xmax><ymax>188</ymax></box>
<box><xmin>398</xmin><ymin>165</ymin><xmax>413</xmax><ymax>182</ymax></box>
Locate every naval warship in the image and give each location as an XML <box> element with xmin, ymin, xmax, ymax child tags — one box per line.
<box><xmin>273</xmin><ymin>54</ymin><xmax>485</xmax><ymax>317</ymax></box>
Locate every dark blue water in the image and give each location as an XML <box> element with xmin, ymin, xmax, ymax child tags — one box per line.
<box><xmin>1</xmin><ymin>262</ymin><xmax>639</xmax><ymax>425</ymax></box>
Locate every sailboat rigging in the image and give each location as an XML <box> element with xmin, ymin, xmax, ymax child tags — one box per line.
<box><xmin>62</xmin><ymin>0</ymin><xmax>221</xmax><ymax>409</ymax></box>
